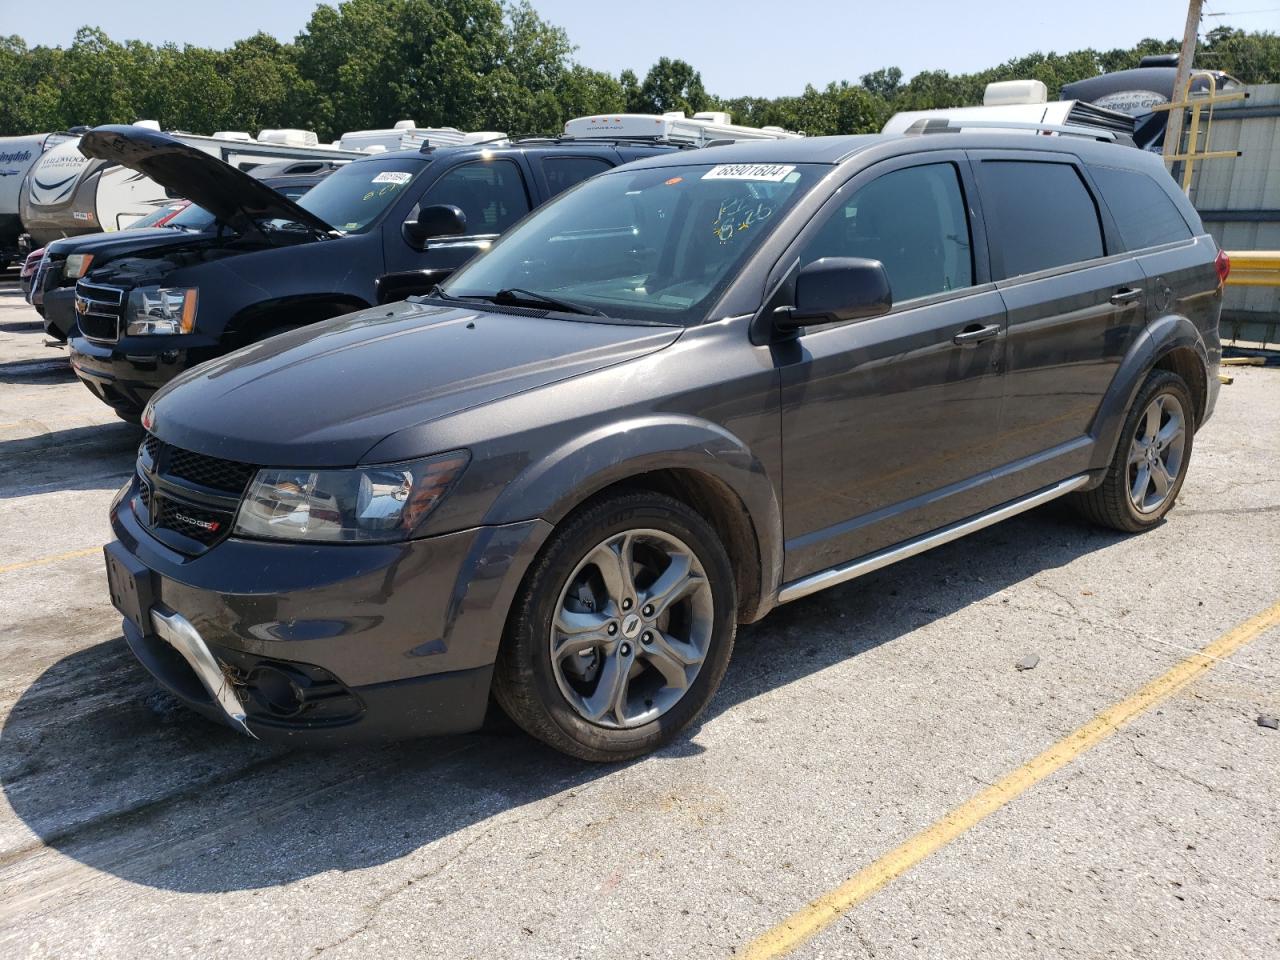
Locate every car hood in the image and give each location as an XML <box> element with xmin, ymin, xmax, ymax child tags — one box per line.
<box><xmin>47</xmin><ymin>227</ymin><xmax>201</xmax><ymax>261</ymax></box>
<box><xmin>77</xmin><ymin>126</ymin><xmax>336</xmax><ymax>237</ymax></box>
<box><xmin>148</xmin><ymin>299</ymin><xmax>683</xmax><ymax>466</ymax></box>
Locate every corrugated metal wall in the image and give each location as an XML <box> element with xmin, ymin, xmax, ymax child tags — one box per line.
<box><xmin>1185</xmin><ymin>83</ymin><xmax>1279</xmax><ymax>337</ymax></box>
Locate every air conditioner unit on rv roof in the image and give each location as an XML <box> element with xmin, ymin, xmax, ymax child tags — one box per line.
<box><xmin>338</xmin><ymin>126</ymin><xmax>509</xmax><ymax>153</ymax></box>
<box><xmin>983</xmin><ymin>80</ymin><xmax>1048</xmax><ymax>107</ymax></box>
<box><xmin>563</xmin><ymin>112</ymin><xmax>802</xmax><ymax>146</ymax></box>
<box><xmin>257</xmin><ymin>129</ymin><xmax>321</xmax><ymax>148</ymax></box>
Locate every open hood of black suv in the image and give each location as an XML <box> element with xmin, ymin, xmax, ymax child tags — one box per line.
<box><xmin>77</xmin><ymin>126</ymin><xmax>337</xmax><ymax>237</ymax></box>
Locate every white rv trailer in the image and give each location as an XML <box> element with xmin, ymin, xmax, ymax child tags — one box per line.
<box><xmin>882</xmin><ymin>80</ymin><xmax>1135</xmax><ymax>140</ymax></box>
<box><xmin>337</xmin><ymin>119</ymin><xmax>508</xmax><ymax>153</ymax></box>
<box><xmin>18</xmin><ymin>123</ymin><xmax>363</xmax><ymax>248</ymax></box>
<box><xmin>564</xmin><ymin>111</ymin><xmax>802</xmax><ymax>146</ymax></box>
<box><xmin>0</xmin><ymin>131</ymin><xmax>77</xmax><ymax>266</ymax></box>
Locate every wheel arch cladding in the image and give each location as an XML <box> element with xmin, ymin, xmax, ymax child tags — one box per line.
<box><xmin>482</xmin><ymin>415</ymin><xmax>783</xmax><ymax>624</ymax></box>
<box><xmin>1089</xmin><ymin>313</ymin><xmax>1209</xmax><ymax>474</ymax></box>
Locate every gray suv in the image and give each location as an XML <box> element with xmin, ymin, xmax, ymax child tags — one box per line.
<box><xmin>103</xmin><ymin>130</ymin><xmax>1224</xmax><ymax>761</ymax></box>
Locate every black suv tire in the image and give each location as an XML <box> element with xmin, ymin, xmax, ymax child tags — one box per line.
<box><xmin>1073</xmin><ymin>369</ymin><xmax>1196</xmax><ymax>532</ymax></box>
<box><xmin>493</xmin><ymin>491</ymin><xmax>737</xmax><ymax>762</ymax></box>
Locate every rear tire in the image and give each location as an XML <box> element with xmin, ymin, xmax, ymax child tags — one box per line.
<box><xmin>493</xmin><ymin>491</ymin><xmax>736</xmax><ymax>762</ymax></box>
<box><xmin>1072</xmin><ymin>369</ymin><xmax>1195</xmax><ymax>532</ymax></box>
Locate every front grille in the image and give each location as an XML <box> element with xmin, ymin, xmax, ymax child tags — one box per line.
<box><xmin>167</xmin><ymin>447</ymin><xmax>257</xmax><ymax>495</ymax></box>
<box><xmin>135</xmin><ymin>433</ymin><xmax>259</xmax><ymax>552</ymax></box>
<box><xmin>75</xmin><ymin>281</ymin><xmax>126</xmax><ymax>342</ymax></box>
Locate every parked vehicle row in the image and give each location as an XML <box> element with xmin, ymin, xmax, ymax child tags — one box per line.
<box><xmin>99</xmin><ymin>121</ymin><xmax>1224</xmax><ymax>760</ymax></box>
<box><xmin>1</xmin><ymin>119</ymin><xmax>508</xmax><ymax>266</ymax></box>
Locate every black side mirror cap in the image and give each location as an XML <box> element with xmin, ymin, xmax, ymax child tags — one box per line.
<box><xmin>406</xmin><ymin>204</ymin><xmax>467</xmax><ymax>243</ymax></box>
<box><xmin>775</xmin><ymin>257</ymin><xmax>892</xmax><ymax>331</ymax></box>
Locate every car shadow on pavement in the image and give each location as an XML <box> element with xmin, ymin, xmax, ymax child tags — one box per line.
<box><xmin>0</xmin><ymin>358</ymin><xmax>74</xmax><ymax>384</ymax></box>
<box><xmin>0</xmin><ymin>422</ymin><xmax>141</xmax><ymax>499</ymax></box>
<box><xmin>0</xmin><ymin>504</ymin><xmax>1127</xmax><ymax>894</ymax></box>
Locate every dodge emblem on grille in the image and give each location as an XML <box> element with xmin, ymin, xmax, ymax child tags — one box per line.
<box><xmin>174</xmin><ymin>513</ymin><xmax>220</xmax><ymax>533</ymax></box>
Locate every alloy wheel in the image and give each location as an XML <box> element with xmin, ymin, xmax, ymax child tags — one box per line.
<box><xmin>1128</xmin><ymin>392</ymin><xmax>1187</xmax><ymax>514</ymax></box>
<box><xmin>549</xmin><ymin>528</ymin><xmax>714</xmax><ymax>729</ymax></box>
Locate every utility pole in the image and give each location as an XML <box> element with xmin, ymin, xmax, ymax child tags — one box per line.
<box><xmin>1163</xmin><ymin>0</ymin><xmax>1204</xmax><ymax>163</ymax></box>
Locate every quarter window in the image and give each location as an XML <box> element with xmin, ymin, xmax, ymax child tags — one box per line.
<box><xmin>542</xmin><ymin>156</ymin><xmax>613</xmax><ymax>198</ymax></box>
<box><xmin>977</xmin><ymin>160</ymin><xmax>1104</xmax><ymax>278</ymax></box>
<box><xmin>800</xmin><ymin>163</ymin><xmax>974</xmax><ymax>302</ymax></box>
<box><xmin>418</xmin><ymin>159</ymin><xmax>530</xmax><ymax>235</ymax></box>
<box><xmin>1088</xmin><ymin>165</ymin><xmax>1193</xmax><ymax>251</ymax></box>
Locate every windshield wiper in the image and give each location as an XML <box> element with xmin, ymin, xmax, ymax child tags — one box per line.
<box><xmin>490</xmin><ymin>288</ymin><xmax>609</xmax><ymax>318</ymax></box>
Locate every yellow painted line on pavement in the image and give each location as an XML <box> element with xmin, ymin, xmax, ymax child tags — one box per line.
<box><xmin>743</xmin><ymin>599</ymin><xmax>1280</xmax><ymax>960</ymax></box>
<box><xmin>0</xmin><ymin>546</ymin><xmax>100</xmax><ymax>576</ymax></box>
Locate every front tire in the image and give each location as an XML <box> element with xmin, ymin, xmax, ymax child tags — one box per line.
<box><xmin>1073</xmin><ymin>369</ymin><xmax>1195</xmax><ymax>532</ymax></box>
<box><xmin>494</xmin><ymin>491</ymin><xmax>737</xmax><ymax>762</ymax></box>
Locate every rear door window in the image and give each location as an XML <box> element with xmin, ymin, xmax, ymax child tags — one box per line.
<box><xmin>418</xmin><ymin>159</ymin><xmax>531</xmax><ymax>236</ymax></box>
<box><xmin>976</xmin><ymin>160</ymin><xmax>1104</xmax><ymax>279</ymax></box>
<box><xmin>542</xmin><ymin>156</ymin><xmax>613</xmax><ymax>198</ymax></box>
<box><xmin>800</xmin><ymin>162</ymin><xmax>974</xmax><ymax>302</ymax></box>
<box><xmin>1088</xmin><ymin>165</ymin><xmax>1193</xmax><ymax>251</ymax></box>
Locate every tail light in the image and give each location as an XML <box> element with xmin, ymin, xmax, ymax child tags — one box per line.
<box><xmin>1215</xmin><ymin>250</ymin><xmax>1231</xmax><ymax>287</ymax></box>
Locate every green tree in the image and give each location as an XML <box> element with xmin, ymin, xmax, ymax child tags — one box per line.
<box><xmin>630</xmin><ymin>57</ymin><xmax>709</xmax><ymax>115</ymax></box>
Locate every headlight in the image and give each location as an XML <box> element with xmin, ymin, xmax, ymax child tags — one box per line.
<box><xmin>126</xmin><ymin>286</ymin><xmax>198</xmax><ymax>336</ymax></box>
<box><xmin>64</xmin><ymin>253</ymin><xmax>94</xmax><ymax>278</ymax></box>
<box><xmin>232</xmin><ymin>452</ymin><xmax>469</xmax><ymax>543</ymax></box>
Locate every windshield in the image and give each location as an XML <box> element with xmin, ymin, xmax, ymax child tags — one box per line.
<box><xmin>166</xmin><ymin>203</ymin><xmax>217</xmax><ymax>232</ymax></box>
<box><xmin>294</xmin><ymin>157</ymin><xmax>425</xmax><ymax>233</ymax></box>
<box><xmin>129</xmin><ymin>204</ymin><xmax>185</xmax><ymax>229</ymax></box>
<box><xmin>443</xmin><ymin>161</ymin><xmax>821</xmax><ymax>325</ymax></box>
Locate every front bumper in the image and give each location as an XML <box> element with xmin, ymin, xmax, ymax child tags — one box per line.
<box><xmin>108</xmin><ymin>477</ymin><xmax>553</xmax><ymax>745</ymax></box>
<box><xmin>69</xmin><ymin>336</ymin><xmax>194</xmax><ymax>415</ymax></box>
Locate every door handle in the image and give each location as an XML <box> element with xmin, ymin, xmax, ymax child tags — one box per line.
<box><xmin>1109</xmin><ymin>287</ymin><xmax>1143</xmax><ymax>306</ymax></box>
<box><xmin>952</xmin><ymin>323</ymin><xmax>1001</xmax><ymax>346</ymax></box>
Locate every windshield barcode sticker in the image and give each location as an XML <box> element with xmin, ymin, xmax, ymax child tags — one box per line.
<box><xmin>371</xmin><ymin>171</ymin><xmax>412</xmax><ymax>185</ymax></box>
<box><xmin>702</xmin><ymin>164</ymin><xmax>796</xmax><ymax>182</ymax></box>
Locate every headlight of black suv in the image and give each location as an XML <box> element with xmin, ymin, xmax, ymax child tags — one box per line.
<box><xmin>232</xmin><ymin>451</ymin><xmax>470</xmax><ymax>543</ymax></box>
<box><xmin>126</xmin><ymin>286</ymin><xmax>199</xmax><ymax>335</ymax></box>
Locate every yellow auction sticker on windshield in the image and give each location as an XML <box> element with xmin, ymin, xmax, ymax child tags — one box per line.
<box><xmin>701</xmin><ymin>164</ymin><xmax>796</xmax><ymax>182</ymax></box>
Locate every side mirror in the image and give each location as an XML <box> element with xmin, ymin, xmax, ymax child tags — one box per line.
<box><xmin>405</xmin><ymin>204</ymin><xmax>467</xmax><ymax>244</ymax></box>
<box><xmin>776</xmin><ymin>257</ymin><xmax>892</xmax><ymax>330</ymax></box>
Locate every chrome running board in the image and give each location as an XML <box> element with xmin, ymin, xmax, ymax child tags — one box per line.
<box><xmin>150</xmin><ymin>608</ymin><xmax>257</xmax><ymax>738</ymax></box>
<box><xmin>777</xmin><ymin>474</ymin><xmax>1091</xmax><ymax>604</ymax></box>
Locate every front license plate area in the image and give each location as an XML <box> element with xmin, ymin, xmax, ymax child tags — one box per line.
<box><xmin>104</xmin><ymin>542</ymin><xmax>156</xmax><ymax>634</ymax></box>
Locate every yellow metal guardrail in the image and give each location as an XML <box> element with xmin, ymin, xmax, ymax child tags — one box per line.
<box><xmin>1225</xmin><ymin>251</ymin><xmax>1280</xmax><ymax>288</ymax></box>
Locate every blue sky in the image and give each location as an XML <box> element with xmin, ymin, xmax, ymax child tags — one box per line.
<box><xmin>0</xmin><ymin>0</ymin><xmax>1272</xmax><ymax>97</ymax></box>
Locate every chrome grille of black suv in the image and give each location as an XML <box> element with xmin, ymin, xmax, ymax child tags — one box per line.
<box><xmin>136</xmin><ymin>434</ymin><xmax>259</xmax><ymax>551</ymax></box>
<box><xmin>75</xmin><ymin>281</ymin><xmax>127</xmax><ymax>342</ymax></box>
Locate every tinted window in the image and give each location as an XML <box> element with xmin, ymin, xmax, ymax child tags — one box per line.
<box><xmin>419</xmin><ymin>159</ymin><xmax>530</xmax><ymax>235</ymax></box>
<box><xmin>1089</xmin><ymin>165</ymin><xmax>1193</xmax><ymax>250</ymax></box>
<box><xmin>977</xmin><ymin>161</ymin><xmax>1104</xmax><ymax>278</ymax></box>
<box><xmin>801</xmin><ymin>163</ymin><xmax>973</xmax><ymax>301</ymax></box>
<box><xmin>543</xmin><ymin>156</ymin><xmax>613</xmax><ymax>198</ymax></box>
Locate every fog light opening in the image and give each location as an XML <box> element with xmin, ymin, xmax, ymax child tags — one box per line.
<box><xmin>246</xmin><ymin>665</ymin><xmax>306</xmax><ymax>718</ymax></box>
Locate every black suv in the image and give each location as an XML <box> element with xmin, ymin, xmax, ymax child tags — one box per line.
<box><xmin>67</xmin><ymin>125</ymin><xmax>683</xmax><ymax>419</ymax></box>
<box><xmin>34</xmin><ymin>161</ymin><xmax>338</xmax><ymax>342</ymax></box>
<box><xmin>104</xmin><ymin>131</ymin><xmax>1223</xmax><ymax>760</ymax></box>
